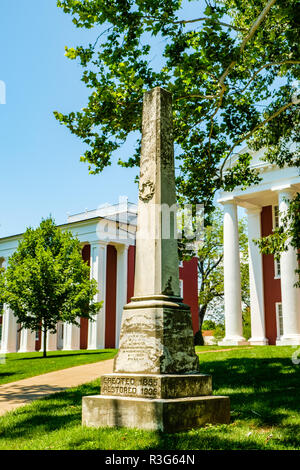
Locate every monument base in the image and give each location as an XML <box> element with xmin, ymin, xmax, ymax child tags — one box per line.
<box><xmin>100</xmin><ymin>373</ymin><xmax>212</xmax><ymax>399</ymax></box>
<box><xmin>82</xmin><ymin>373</ymin><xmax>230</xmax><ymax>432</ymax></box>
<box><xmin>82</xmin><ymin>395</ymin><xmax>230</xmax><ymax>433</ymax></box>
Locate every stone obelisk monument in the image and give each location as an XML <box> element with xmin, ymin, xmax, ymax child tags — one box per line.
<box><xmin>82</xmin><ymin>87</ymin><xmax>230</xmax><ymax>432</ymax></box>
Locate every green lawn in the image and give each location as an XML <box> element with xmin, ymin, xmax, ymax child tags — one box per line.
<box><xmin>0</xmin><ymin>345</ymin><xmax>300</xmax><ymax>450</ymax></box>
<box><xmin>0</xmin><ymin>349</ymin><xmax>117</xmax><ymax>385</ymax></box>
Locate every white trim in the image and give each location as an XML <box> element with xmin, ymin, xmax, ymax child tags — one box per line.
<box><xmin>276</xmin><ymin>302</ymin><xmax>283</xmax><ymax>340</ymax></box>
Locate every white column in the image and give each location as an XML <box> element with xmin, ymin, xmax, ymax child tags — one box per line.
<box><xmin>0</xmin><ymin>306</ymin><xmax>18</xmax><ymax>353</ymax></box>
<box><xmin>63</xmin><ymin>321</ymin><xmax>80</xmax><ymax>350</ymax></box>
<box><xmin>277</xmin><ymin>189</ymin><xmax>300</xmax><ymax>345</ymax></box>
<box><xmin>0</xmin><ymin>256</ymin><xmax>18</xmax><ymax>354</ymax></box>
<box><xmin>87</xmin><ymin>241</ymin><xmax>107</xmax><ymax>350</ymax></box>
<box><xmin>115</xmin><ymin>244</ymin><xmax>129</xmax><ymax>348</ymax></box>
<box><xmin>247</xmin><ymin>208</ymin><xmax>268</xmax><ymax>345</ymax></box>
<box><xmin>19</xmin><ymin>328</ymin><xmax>36</xmax><ymax>352</ymax></box>
<box><xmin>219</xmin><ymin>201</ymin><xmax>246</xmax><ymax>345</ymax></box>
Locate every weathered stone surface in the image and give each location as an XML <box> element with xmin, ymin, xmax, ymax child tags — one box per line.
<box><xmin>82</xmin><ymin>87</ymin><xmax>230</xmax><ymax>433</ymax></box>
<box><xmin>112</xmin><ymin>87</ymin><xmax>199</xmax><ymax>376</ymax></box>
<box><xmin>114</xmin><ymin>302</ymin><xmax>200</xmax><ymax>374</ymax></box>
<box><xmin>134</xmin><ymin>87</ymin><xmax>179</xmax><ymax>300</ymax></box>
<box><xmin>82</xmin><ymin>395</ymin><xmax>230</xmax><ymax>432</ymax></box>
<box><xmin>100</xmin><ymin>373</ymin><xmax>212</xmax><ymax>399</ymax></box>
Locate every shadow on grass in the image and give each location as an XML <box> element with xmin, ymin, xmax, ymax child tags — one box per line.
<box><xmin>17</xmin><ymin>351</ymin><xmax>116</xmax><ymax>361</ymax></box>
<box><xmin>0</xmin><ymin>372</ymin><xmax>15</xmax><ymax>379</ymax></box>
<box><xmin>0</xmin><ymin>382</ymin><xmax>99</xmax><ymax>440</ymax></box>
<box><xmin>201</xmin><ymin>357</ymin><xmax>300</xmax><ymax>426</ymax></box>
<box><xmin>1</xmin><ymin>355</ymin><xmax>299</xmax><ymax>450</ymax></box>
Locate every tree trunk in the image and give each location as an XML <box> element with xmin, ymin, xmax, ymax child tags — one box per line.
<box><xmin>199</xmin><ymin>305</ymin><xmax>208</xmax><ymax>332</ymax></box>
<box><xmin>43</xmin><ymin>325</ymin><xmax>47</xmax><ymax>358</ymax></box>
<box><xmin>194</xmin><ymin>304</ymin><xmax>208</xmax><ymax>346</ymax></box>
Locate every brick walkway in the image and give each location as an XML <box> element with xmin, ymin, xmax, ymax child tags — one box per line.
<box><xmin>0</xmin><ymin>359</ymin><xmax>114</xmax><ymax>417</ymax></box>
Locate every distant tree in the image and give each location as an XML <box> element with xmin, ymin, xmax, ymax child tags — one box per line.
<box><xmin>242</xmin><ymin>306</ymin><xmax>252</xmax><ymax>340</ymax></box>
<box><xmin>55</xmin><ymin>0</ymin><xmax>299</xmax><ymax>216</ymax></box>
<box><xmin>202</xmin><ymin>319</ymin><xmax>216</xmax><ymax>330</ymax></box>
<box><xmin>56</xmin><ymin>0</ymin><xmax>299</xmax><ymax>283</ymax></box>
<box><xmin>0</xmin><ymin>266</ymin><xmax>4</xmax><ymax>304</ymax></box>
<box><xmin>189</xmin><ymin>208</ymin><xmax>249</xmax><ymax>345</ymax></box>
<box><xmin>0</xmin><ymin>218</ymin><xmax>101</xmax><ymax>357</ymax></box>
<box><xmin>0</xmin><ymin>266</ymin><xmax>5</xmax><ymax>318</ymax></box>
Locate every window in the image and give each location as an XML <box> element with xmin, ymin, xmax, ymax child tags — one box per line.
<box><xmin>272</xmin><ymin>206</ymin><xmax>281</xmax><ymax>278</ymax></box>
<box><xmin>274</xmin><ymin>257</ymin><xmax>281</xmax><ymax>278</ymax></box>
<box><xmin>35</xmin><ymin>330</ymin><xmax>40</xmax><ymax>341</ymax></box>
<box><xmin>273</xmin><ymin>205</ymin><xmax>279</xmax><ymax>229</ymax></box>
<box><xmin>276</xmin><ymin>303</ymin><xmax>283</xmax><ymax>339</ymax></box>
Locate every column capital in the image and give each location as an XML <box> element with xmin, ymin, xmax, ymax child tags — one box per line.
<box><xmin>90</xmin><ymin>240</ymin><xmax>109</xmax><ymax>247</ymax></box>
<box><xmin>114</xmin><ymin>243</ymin><xmax>130</xmax><ymax>253</ymax></box>
<box><xmin>218</xmin><ymin>197</ymin><xmax>238</xmax><ymax>206</ymax></box>
<box><xmin>246</xmin><ymin>206</ymin><xmax>262</xmax><ymax>216</ymax></box>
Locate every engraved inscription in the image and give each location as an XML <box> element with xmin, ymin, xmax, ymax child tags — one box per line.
<box><xmin>118</xmin><ymin>330</ymin><xmax>156</xmax><ymax>365</ymax></box>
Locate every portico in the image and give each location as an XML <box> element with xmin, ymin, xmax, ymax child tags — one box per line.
<box><xmin>0</xmin><ymin>200</ymin><xmax>200</xmax><ymax>353</ymax></box>
<box><xmin>219</xmin><ymin>147</ymin><xmax>300</xmax><ymax>346</ymax></box>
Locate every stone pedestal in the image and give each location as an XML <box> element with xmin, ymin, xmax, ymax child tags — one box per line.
<box><xmin>83</xmin><ymin>372</ymin><xmax>230</xmax><ymax>432</ymax></box>
<box><xmin>83</xmin><ymin>297</ymin><xmax>230</xmax><ymax>431</ymax></box>
<box><xmin>82</xmin><ymin>87</ymin><xmax>230</xmax><ymax>432</ymax></box>
<box><xmin>82</xmin><ymin>395</ymin><xmax>230</xmax><ymax>433</ymax></box>
<box><xmin>114</xmin><ymin>297</ymin><xmax>200</xmax><ymax>375</ymax></box>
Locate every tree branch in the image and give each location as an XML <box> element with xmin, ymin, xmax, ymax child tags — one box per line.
<box><xmin>218</xmin><ymin>0</ymin><xmax>277</xmax><ymax>87</ymax></box>
<box><xmin>207</xmin><ymin>0</ymin><xmax>277</xmax><ymax>158</ymax></box>
<box><xmin>204</xmin><ymin>254</ymin><xmax>223</xmax><ymax>278</ymax></box>
<box><xmin>240</xmin><ymin>60</ymin><xmax>300</xmax><ymax>94</ymax></box>
<box><xmin>142</xmin><ymin>15</ymin><xmax>247</xmax><ymax>32</ymax></box>
<box><xmin>175</xmin><ymin>94</ymin><xmax>216</xmax><ymax>101</ymax></box>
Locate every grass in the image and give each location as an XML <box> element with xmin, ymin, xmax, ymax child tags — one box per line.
<box><xmin>0</xmin><ymin>345</ymin><xmax>300</xmax><ymax>450</ymax></box>
<box><xmin>0</xmin><ymin>349</ymin><xmax>117</xmax><ymax>385</ymax></box>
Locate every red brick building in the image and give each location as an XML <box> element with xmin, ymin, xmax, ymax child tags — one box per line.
<box><xmin>219</xmin><ymin>146</ymin><xmax>300</xmax><ymax>346</ymax></box>
<box><xmin>0</xmin><ymin>200</ymin><xmax>199</xmax><ymax>353</ymax></box>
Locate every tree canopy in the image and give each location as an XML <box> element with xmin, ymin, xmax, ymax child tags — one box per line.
<box><xmin>55</xmin><ymin>0</ymin><xmax>299</xmax><ymax>214</ymax></box>
<box><xmin>0</xmin><ymin>217</ymin><xmax>101</xmax><ymax>357</ymax></box>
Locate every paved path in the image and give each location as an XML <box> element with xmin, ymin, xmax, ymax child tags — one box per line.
<box><xmin>0</xmin><ymin>359</ymin><xmax>114</xmax><ymax>417</ymax></box>
<box><xmin>0</xmin><ymin>347</ymin><xmax>253</xmax><ymax>417</ymax></box>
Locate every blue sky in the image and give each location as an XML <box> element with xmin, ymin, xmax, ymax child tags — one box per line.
<box><xmin>0</xmin><ymin>0</ymin><xmax>141</xmax><ymax>237</ymax></box>
<box><xmin>0</xmin><ymin>1</ymin><xmax>234</xmax><ymax>239</ymax></box>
